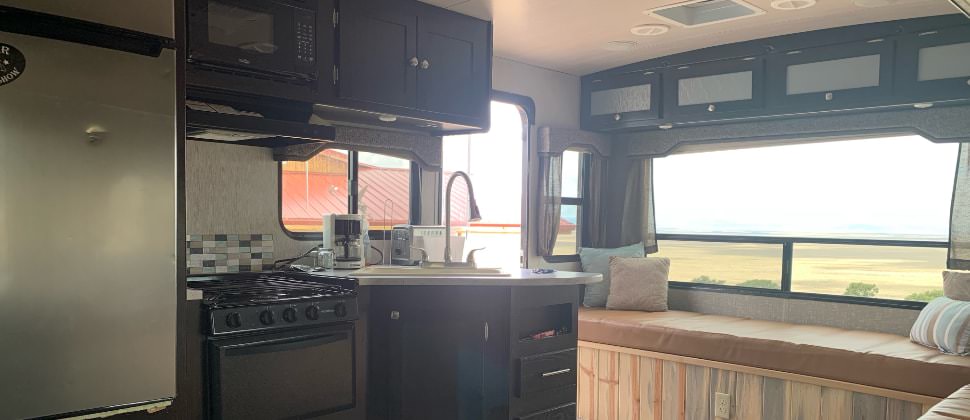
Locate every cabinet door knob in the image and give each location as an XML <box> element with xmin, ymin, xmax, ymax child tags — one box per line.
<box><xmin>420</xmin><ymin>59</ymin><xmax>431</xmax><ymax>70</ymax></box>
<box><xmin>825</xmin><ymin>92</ymin><xmax>834</xmax><ymax>101</ymax></box>
<box><xmin>390</xmin><ymin>310</ymin><xmax>400</xmax><ymax>320</ymax></box>
<box><xmin>408</xmin><ymin>57</ymin><xmax>419</xmax><ymax>67</ymax></box>
<box><xmin>613</xmin><ymin>113</ymin><xmax>621</xmax><ymax>121</ymax></box>
<box><xmin>966</xmin><ymin>78</ymin><xmax>970</xmax><ymax>86</ymax></box>
<box><xmin>707</xmin><ymin>104</ymin><xmax>716</xmax><ymax>112</ymax></box>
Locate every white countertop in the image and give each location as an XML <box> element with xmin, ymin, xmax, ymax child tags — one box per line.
<box><xmin>184</xmin><ymin>269</ymin><xmax>600</xmax><ymax>300</ymax></box>
<box><xmin>349</xmin><ymin>268</ymin><xmax>601</xmax><ymax>287</ymax></box>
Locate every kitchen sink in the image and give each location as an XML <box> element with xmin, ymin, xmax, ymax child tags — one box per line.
<box><xmin>351</xmin><ymin>266</ymin><xmax>511</xmax><ymax>277</ymax></box>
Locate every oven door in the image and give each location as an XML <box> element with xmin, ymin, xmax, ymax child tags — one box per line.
<box><xmin>208</xmin><ymin>323</ymin><xmax>355</xmax><ymax>420</ymax></box>
<box><xmin>187</xmin><ymin>0</ymin><xmax>317</xmax><ymax>81</ymax></box>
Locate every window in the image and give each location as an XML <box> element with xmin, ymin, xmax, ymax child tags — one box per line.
<box><xmin>553</xmin><ymin>150</ymin><xmax>587</xmax><ymax>255</ymax></box>
<box><xmin>280</xmin><ymin>149</ymin><xmax>411</xmax><ymax>236</ymax></box>
<box><xmin>653</xmin><ymin>135</ymin><xmax>957</xmax><ymax>304</ymax></box>
<box><xmin>442</xmin><ymin>100</ymin><xmax>528</xmax><ymax>268</ymax></box>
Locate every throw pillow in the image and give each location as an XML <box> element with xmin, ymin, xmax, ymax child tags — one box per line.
<box><xmin>910</xmin><ymin>297</ymin><xmax>970</xmax><ymax>356</ymax></box>
<box><xmin>606</xmin><ymin>256</ymin><xmax>670</xmax><ymax>312</ymax></box>
<box><xmin>579</xmin><ymin>242</ymin><xmax>645</xmax><ymax>307</ymax></box>
<box><xmin>944</xmin><ymin>270</ymin><xmax>970</xmax><ymax>301</ymax></box>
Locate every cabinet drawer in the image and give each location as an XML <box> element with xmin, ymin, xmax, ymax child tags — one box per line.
<box><xmin>518</xmin><ymin>349</ymin><xmax>577</xmax><ymax>396</ymax></box>
<box><xmin>517</xmin><ymin>403</ymin><xmax>576</xmax><ymax>420</ymax></box>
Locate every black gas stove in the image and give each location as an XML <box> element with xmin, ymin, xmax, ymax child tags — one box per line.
<box><xmin>189</xmin><ymin>271</ymin><xmax>359</xmax><ymax>336</ymax></box>
<box><xmin>190</xmin><ymin>271</ymin><xmax>360</xmax><ymax>419</ymax></box>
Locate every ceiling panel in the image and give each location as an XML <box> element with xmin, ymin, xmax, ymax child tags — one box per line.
<box><xmin>419</xmin><ymin>0</ymin><xmax>961</xmax><ymax>75</ymax></box>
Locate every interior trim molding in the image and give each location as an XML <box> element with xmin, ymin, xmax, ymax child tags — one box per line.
<box><xmin>617</xmin><ymin>105</ymin><xmax>970</xmax><ymax>158</ymax></box>
<box><xmin>539</xmin><ymin>126</ymin><xmax>612</xmax><ymax>157</ymax></box>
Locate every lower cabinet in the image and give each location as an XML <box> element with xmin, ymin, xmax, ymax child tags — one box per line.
<box><xmin>366</xmin><ymin>285</ymin><xmax>581</xmax><ymax>420</ymax></box>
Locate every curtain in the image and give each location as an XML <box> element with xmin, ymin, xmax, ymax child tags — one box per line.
<box><xmin>537</xmin><ymin>153</ymin><xmax>563</xmax><ymax>256</ymax></box>
<box><xmin>950</xmin><ymin>143</ymin><xmax>970</xmax><ymax>269</ymax></box>
<box><xmin>582</xmin><ymin>155</ymin><xmax>609</xmax><ymax>248</ymax></box>
<box><xmin>620</xmin><ymin>159</ymin><xmax>658</xmax><ymax>254</ymax></box>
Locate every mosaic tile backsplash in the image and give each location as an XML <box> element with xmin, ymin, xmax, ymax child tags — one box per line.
<box><xmin>187</xmin><ymin>234</ymin><xmax>275</xmax><ymax>275</ymax></box>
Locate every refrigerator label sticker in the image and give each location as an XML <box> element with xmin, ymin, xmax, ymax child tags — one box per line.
<box><xmin>0</xmin><ymin>44</ymin><xmax>25</xmax><ymax>87</ymax></box>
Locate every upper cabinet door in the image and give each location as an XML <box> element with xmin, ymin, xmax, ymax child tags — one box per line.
<box><xmin>337</xmin><ymin>0</ymin><xmax>417</xmax><ymax>108</ymax></box>
<box><xmin>415</xmin><ymin>4</ymin><xmax>491</xmax><ymax>122</ymax></box>
<box><xmin>582</xmin><ymin>71</ymin><xmax>661</xmax><ymax>130</ymax></box>
<box><xmin>664</xmin><ymin>57</ymin><xmax>765</xmax><ymax>120</ymax></box>
<box><xmin>768</xmin><ymin>39</ymin><xmax>894</xmax><ymax>110</ymax></box>
<box><xmin>897</xmin><ymin>25</ymin><xmax>970</xmax><ymax>103</ymax></box>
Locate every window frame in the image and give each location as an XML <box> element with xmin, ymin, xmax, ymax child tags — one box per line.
<box><xmin>278</xmin><ymin>149</ymin><xmax>419</xmax><ymax>241</ymax></box>
<box><xmin>658</xmin><ymin>229</ymin><xmax>946</xmax><ymax>310</ymax></box>
<box><xmin>544</xmin><ymin>151</ymin><xmax>592</xmax><ymax>263</ymax></box>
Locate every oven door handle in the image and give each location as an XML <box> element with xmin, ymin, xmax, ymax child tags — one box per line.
<box><xmin>225</xmin><ymin>332</ymin><xmax>349</xmax><ymax>357</ymax></box>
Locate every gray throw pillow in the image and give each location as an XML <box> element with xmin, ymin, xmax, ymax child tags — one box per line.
<box><xmin>580</xmin><ymin>242</ymin><xmax>645</xmax><ymax>307</ymax></box>
<box><xmin>943</xmin><ymin>270</ymin><xmax>970</xmax><ymax>301</ymax></box>
<box><xmin>606</xmin><ymin>256</ymin><xmax>669</xmax><ymax>312</ymax></box>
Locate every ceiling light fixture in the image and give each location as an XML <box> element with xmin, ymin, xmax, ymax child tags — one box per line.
<box><xmin>949</xmin><ymin>0</ymin><xmax>970</xmax><ymax>18</ymax></box>
<box><xmin>770</xmin><ymin>0</ymin><xmax>816</xmax><ymax>10</ymax></box>
<box><xmin>378</xmin><ymin>114</ymin><xmax>397</xmax><ymax>122</ymax></box>
<box><xmin>603</xmin><ymin>41</ymin><xmax>638</xmax><ymax>51</ymax></box>
<box><xmin>631</xmin><ymin>24</ymin><xmax>670</xmax><ymax>36</ymax></box>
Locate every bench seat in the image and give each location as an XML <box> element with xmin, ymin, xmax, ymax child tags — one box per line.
<box><xmin>921</xmin><ymin>385</ymin><xmax>970</xmax><ymax>419</ymax></box>
<box><xmin>579</xmin><ymin>308</ymin><xmax>970</xmax><ymax>399</ymax></box>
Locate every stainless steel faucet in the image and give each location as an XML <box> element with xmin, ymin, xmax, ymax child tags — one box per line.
<box><xmin>444</xmin><ymin>171</ymin><xmax>482</xmax><ymax>265</ymax></box>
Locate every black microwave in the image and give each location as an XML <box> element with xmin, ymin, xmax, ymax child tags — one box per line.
<box><xmin>188</xmin><ymin>0</ymin><xmax>318</xmax><ymax>83</ymax></box>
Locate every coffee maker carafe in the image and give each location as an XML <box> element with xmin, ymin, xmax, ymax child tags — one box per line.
<box><xmin>322</xmin><ymin>214</ymin><xmax>364</xmax><ymax>269</ymax></box>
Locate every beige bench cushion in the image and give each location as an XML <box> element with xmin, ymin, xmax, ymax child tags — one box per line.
<box><xmin>922</xmin><ymin>385</ymin><xmax>970</xmax><ymax>419</ymax></box>
<box><xmin>579</xmin><ymin>308</ymin><xmax>970</xmax><ymax>398</ymax></box>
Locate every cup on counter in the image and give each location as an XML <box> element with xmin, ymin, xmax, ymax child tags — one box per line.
<box><xmin>316</xmin><ymin>249</ymin><xmax>335</xmax><ymax>270</ymax></box>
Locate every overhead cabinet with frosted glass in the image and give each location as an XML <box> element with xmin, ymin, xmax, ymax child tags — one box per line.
<box><xmin>664</xmin><ymin>56</ymin><xmax>765</xmax><ymax>121</ymax></box>
<box><xmin>896</xmin><ymin>25</ymin><xmax>970</xmax><ymax>103</ymax></box>
<box><xmin>581</xmin><ymin>71</ymin><xmax>661</xmax><ymax>130</ymax></box>
<box><xmin>580</xmin><ymin>15</ymin><xmax>970</xmax><ymax>132</ymax></box>
<box><xmin>767</xmin><ymin>38</ymin><xmax>895</xmax><ymax>111</ymax></box>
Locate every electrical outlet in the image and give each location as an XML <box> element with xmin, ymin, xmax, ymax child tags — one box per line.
<box><xmin>714</xmin><ymin>392</ymin><xmax>731</xmax><ymax>418</ymax></box>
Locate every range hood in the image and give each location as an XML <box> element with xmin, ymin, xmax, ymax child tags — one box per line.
<box><xmin>186</xmin><ymin>100</ymin><xmax>336</xmax><ymax>147</ymax></box>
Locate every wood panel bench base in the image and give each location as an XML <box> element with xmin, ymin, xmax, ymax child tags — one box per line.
<box><xmin>577</xmin><ymin>341</ymin><xmax>941</xmax><ymax>420</ymax></box>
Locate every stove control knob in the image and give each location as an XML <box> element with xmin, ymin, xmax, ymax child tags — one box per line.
<box><xmin>225</xmin><ymin>312</ymin><xmax>242</xmax><ymax>328</ymax></box>
<box><xmin>259</xmin><ymin>310</ymin><xmax>275</xmax><ymax>326</ymax></box>
<box><xmin>305</xmin><ymin>305</ymin><xmax>320</xmax><ymax>320</ymax></box>
<box><xmin>334</xmin><ymin>303</ymin><xmax>348</xmax><ymax>318</ymax></box>
<box><xmin>283</xmin><ymin>308</ymin><xmax>298</xmax><ymax>323</ymax></box>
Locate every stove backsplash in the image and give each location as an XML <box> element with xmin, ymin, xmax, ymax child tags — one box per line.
<box><xmin>187</xmin><ymin>234</ymin><xmax>275</xmax><ymax>275</ymax></box>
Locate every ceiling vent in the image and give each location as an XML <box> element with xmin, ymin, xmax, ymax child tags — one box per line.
<box><xmin>770</xmin><ymin>0</ymin><xmax>816</xmax><ymax>10</ymax></box>
<box><xmin>647</xmin><ymin>0</ymin><xmax>766</xmax><ymax>28</ymax></box>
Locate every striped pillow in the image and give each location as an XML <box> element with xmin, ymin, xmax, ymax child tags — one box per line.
<box><xmin>910</xmin><ymin>297</ymin><xmax>970</xmax><ymax>355</ymax></box>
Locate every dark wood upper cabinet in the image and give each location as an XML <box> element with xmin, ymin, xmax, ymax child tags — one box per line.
<box><xmin>334</xmin><ymin>0</ymin><xmax>491</xmax><ymax>131</ymax></box>
<box><xmin>582</xmin><ymin>70</ymin><xmax>661</xmax><ymax>131</ymax></box>
<box><xmin>416</xmin><ymin>3</ymin><xmax>492</xmax><ymax>121</ymax></box>
<box><xmin>664</xmin><ymin>56</ymin><xmax>765</xmax><ymax>121</ymax></box>
<box><xmin>896</xmin><ymin>25</ymin><xmax>970</xmax><ymax>103</ymax></box>
<box><xmin>767</xmin><ymin>38</ymin><xmax>895</xmax><ymax>111</ymax></box>
<box><xmin>337</xmin><ymin>0</ymin><xmax>417</xmax><ymax>109</ymax></box>
<box><xmin>580</xmin><ymin>16</ymin><xmax>970</xmax><ymax>133</ymax></box>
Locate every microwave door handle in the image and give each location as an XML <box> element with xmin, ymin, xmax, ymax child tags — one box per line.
<box><xmin>225</xmin><ymin>332</ymin><xmax>349</xmax><ymax>357</ymax></box>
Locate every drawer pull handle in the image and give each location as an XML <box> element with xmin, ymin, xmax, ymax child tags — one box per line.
<box><xmin>541</xmin><ymin>368</ymin><xmax>572</xmax><ymax>377</ymax></box>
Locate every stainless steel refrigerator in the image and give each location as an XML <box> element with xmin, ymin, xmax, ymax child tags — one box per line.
<box><xmin>0</xmin><ymin>2</ymin><xmax>177</xmax><ymax>418</ymax></box>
